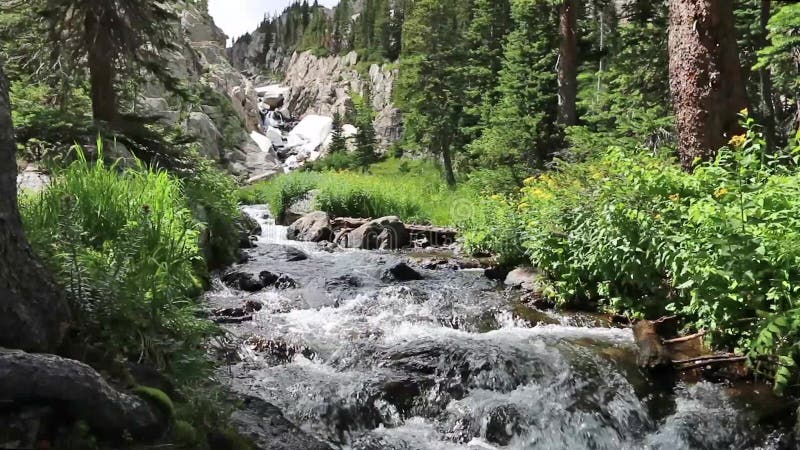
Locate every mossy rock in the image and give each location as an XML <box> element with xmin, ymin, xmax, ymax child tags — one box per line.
<box><xmin>132</xmin><ymin>386</ymin><xmax>175</xmax><ymax>421</ymax></box>
<box><xmin>172</xmin><ymin>420</ymin><xmax>197</xmax><ymax>448</ymax></box>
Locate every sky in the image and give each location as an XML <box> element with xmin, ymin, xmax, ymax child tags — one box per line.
<box><xmin>209</xmin><ymin>0</ymin><xmax>339</xmax><ymax>44</ymax></box>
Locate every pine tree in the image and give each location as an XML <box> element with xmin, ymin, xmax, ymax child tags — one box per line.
<box><xmin>570</xmin><ymin>0</ymin><xmax>673</xmax><ymax>154</ymax></box>
<box><xmin>558</xmin><ymin>0</ymin><xmax>579</xmax><ymax>125</ymax></box>
<box><xmin>755</xmin><ymin>3</ymin><xmax>800</xmax><ymax>137</ymax></box>
<box><xmin>329</xmin><ymin>112</ymin><xmax>348</xmax><ymax>154</ymax></box>
<box><xmin>353</xmin><ymin>86</ymin><xmax>378</xmax><ymax>170</ymax></box>
<box><xmin>333</xmin><ymin>0</ymin><xmax>353</xmax><ymax>52</ymax></box>
<box><xmin>0</xmin><ymin>62</ymin><xmax>70</xmax><ymax>352</ymax></box>
<box><xmin>397</xmin><ymin>0</ymin><xmax>473</xmax><ymax>186</ymax></box>
<box><xmin>43</xmin><ymin>0</ymin><xmax>183</xmax><ymax>123</ymax></box>
<box><xmin>462</xmin><ymin>0</ymin><xmax>512</xmax><ymax>140</ymax></box>
<box><xmin>468</xmin><ymin>0</ymin><xmax>561</xmax><ymax>176</ymax></box>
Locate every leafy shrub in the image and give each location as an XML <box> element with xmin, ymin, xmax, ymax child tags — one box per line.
<box><xmin>459</xmin><ymin>193</ymin><xmax>526</xmax><ymax>266</ymax></box>
<box><xmin>21</xmin><ymin>142</ymin><xmax>215</xmax><ymax>372</ymax></box>
<box><xmin>462</xmin><ymin>115</ymin><xmax>800</xmax><ymax>393</ymax></box>
<box><xmin>183</xmin><ymin>160</ymin><xmax>242</xmax><ymax>269</ymax></box>
<box><xmin>304</xmin><ymin>150</ymin><xmax>361</xmax><ymax>172</ymax></box>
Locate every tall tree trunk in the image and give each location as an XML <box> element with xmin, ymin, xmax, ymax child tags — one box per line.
<box><xmin>758</xmin><ymin>0</ymin><xmax>777</xmax><ymax>151</ymax></box>
<box><xmin>668</xmin><ymin>0</ymin><xmax>748</xmax><ymax>171</ymax></box>
<box><xmin>440</xmin><ymin>132</ymin><xmax>456</xmax><ymax>187</ymax></box>
<box><xmin>85</xmin><ymin>11</ymin><xmax>117</xmax><ymax>123</ymax></box>
<box><xmin>558</xmin><ymin>0</ymin><xmax>578</xmax><ymax>126</ymax></box>
<box><xmin>0</xmin><ymin>63</ymin><xmax>70</xmax><ymax>352</ymax></box>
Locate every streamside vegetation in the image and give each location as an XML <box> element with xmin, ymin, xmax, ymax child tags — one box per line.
<box><xmin>240</xmin><ymin>158</ymin><xmax>475</xmax><ymax>225</ymax></box>
<box><xmin>251</xmin><ymin>0</ymin><xmax>800</xmax><ymax>393</ymax></box>
<box><xmin>0</xmin><ymin>0</ymin><xmax>252</xmax><ymax>446</ymax></box>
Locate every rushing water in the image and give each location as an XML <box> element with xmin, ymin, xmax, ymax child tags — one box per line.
<box><xmin>207</xmin><ymin>205</ymin><xmax>795</xmax><ymax>450</ymax></box>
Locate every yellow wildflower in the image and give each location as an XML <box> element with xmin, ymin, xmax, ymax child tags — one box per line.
<box><xmin>669</xmin><ymin>193</ymin><xmax>680</xmax><ymax>202</ymax></box>
<box><xmin>528</xmin><ymin>188</ymin><xmax>553</xmax><ymax>201</ymax></box>
<box><xmin>739</xmin><ymin>108</ymin><xmax>749</xmax><ymax>117</ymax></box>
<box><xmin>490</xmin><ymin>194</ymin><xmax>502</xmax><ymax>201</ymax></box>
<box><xmin>714</xmin><ymin>187</ymin><xmax>729</xmax><ymax>199</ymax></box>
<box><xmin>654</xmin><ymin>213</ymin><xmax>663</xmax><ymax>220</ymax></box>
<box><xmin>518</xmin><ymin>202</ymin><xmax>530</xmax><ymax>210</ymax></box>
<box><xmin>728</xmin><ymin>134</ymin><xmax>747</xmax><ymax>148</ymax></box>
<box><xmin>523</xmin><ymin>176</ymin><xmax>537</xmax><ymax>186</ymax></box>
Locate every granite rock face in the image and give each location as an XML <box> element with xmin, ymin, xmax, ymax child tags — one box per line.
<box><xmin>138</xmin><ymin>2</ymin><xmax>274</xmax><ymax>180</ymax></box>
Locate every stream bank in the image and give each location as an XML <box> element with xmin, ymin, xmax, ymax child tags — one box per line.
<box><xmin>208</xmin><ymin>205</ymin><xmax>796</xmax><ymax>450</ymax></box>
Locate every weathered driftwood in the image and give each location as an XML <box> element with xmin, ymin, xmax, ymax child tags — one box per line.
<box><xmin>633</xmin><ymin>317</ymin><xmax>748</xmax><ymax>376</ymax></box>
<box><xmin>633</xmin><ymin>320</ymin><xmax>673</xmax><ymax>368</ymax></box>
<box><xmin>0</xmin><ymin>350</ymin><xmax>168</xmax><ymax>441</ymax></box>
<box><xmin>332</xmin><ymin>217</ymin><xmax>457</xmax><ymax>247</ymax></box>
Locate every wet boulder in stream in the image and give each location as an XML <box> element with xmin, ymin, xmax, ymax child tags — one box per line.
<box><xmin>383</xmin><ymin>262</ymin><xmax>424</xmax><ymax>282</ymax></box>
<box><xmin>287</xmin><ymin>211</ymin><xmax>332</xmax><ymax>242</ymax></box>
<box><xmin>259</xmin><ymin>270</ymin><xmax>298</xmax><ymax>290</ymax></box>
<box><xmin>222</xmin><ymin>271</ymin><xmax>264</xmax><ymax>292</ymax></box>
<box><xmin>229</xmin><ymin>395</ymin><xmax>332</xmax><ymax>450</ymax></box>
<box><xmin>344</xmin><ymin>216</ymin><xmax>409</xmax><ymax>250</ymax></box>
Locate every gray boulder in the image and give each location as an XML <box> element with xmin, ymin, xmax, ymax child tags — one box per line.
<box><xmin>286</xmin><ymin>211</ymin><xmax>332</xmax><ymax>243</ymax></box>
<box><xmin>504</xmin><ymin>267</ymin><xmax>539</xmax><ymax>291</ymax></box>
<box><xmin>284</xmin><ymin>189</ymin><xmax>320</xmax><ymax>224</ymax></box>
<box><xmin>229</xmin><ymin>396</ymin><xmax>332</xmax><ymax>450</ymax></box>
<box><xmin>383</xmin><ymin>262</ymin><xmax>424</xmax><ymax>282</ymax></box>
<box><xmin>186</xmin><ymin>112</ymin><xmax>223</xmax><ymax>160</ymax></box>
<box><xmin>345</xmin><ymin>216</ymin><xmax>409</xmax><ymax>250</ymax></box>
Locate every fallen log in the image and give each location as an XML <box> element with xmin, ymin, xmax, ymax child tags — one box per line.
<box><xmin>0</xmin><ymin>349</ymin><xmax>169</xmax><ymax>441</ymax></box>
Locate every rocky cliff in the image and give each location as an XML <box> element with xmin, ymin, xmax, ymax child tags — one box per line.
<box><xmin>227</xmin><ymin>3</ymin><xmax>404</xmax><ymax>151</ymax></box>
<box><xmin>139</xmin><ymin>2</ymin><xmax>280</xmax><ymax>181</ymax></box>
<box><xmin>281</xmin><ymin>51</ymin><xmax>403</xmax><ymax>149</ymax></box>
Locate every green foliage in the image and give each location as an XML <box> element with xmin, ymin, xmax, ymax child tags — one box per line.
<box><xmin>352</xmin><ymin>89</ymin><xmax>379</xmax><ymax>169</ymax></box>
<box><xmin>328</xmin><ymin>112</ymin><xmax>348</xmax><ymax>154</ymax></box>
<box><xmin>569</xmin><ymin>3</ymin><xmax>674</xmax><ymax>158</ymax></box>
<box><xmin>241</xmin><ymin>0</ymin><xmax>402</xmax><ymax>65</ymax></box>
<box><xmin>756</xmin><ymin>3</ymin><xmax>800</xmax><ymax>101</ymax></box>
<box><xmin>396</xmin><ymin>0</ymin><xmax>473</xmax><ymax>185</ymax></box>
<box><xmin>239</xmin><ymin>171</ymin><xmax>322</xmax><ymax>220</ymax></box>
<box><xmin>458</xmin><ymin>193</ymin><xmax>526</xmax><ymax>266</ymax></box>
<box><xmin>468</xmin><ymin>0</ymin><xmax>561</xmax><ymax>171</ymax></box>
<box><xmin>133</xmin><ymin>386</ymin><xmax>176</xmax><ymax>421</ymax></box>
<box><xmin>8</xmin><ymin>78</ymin><xmax>94</xmax><ymax>162</ymax></box>
<box><xmin>20</xmin><ymin>142</ymin><xmax>215</xmax><ymax>372</ymax></box>
<box><xmin>462</xmin><ymin>116</ymin><xmax>800</xmax><ymax>393</ymax></box>
<box><xmin>183</xmin><ymin>160</ymin><xmax>242</xmax><ymax>269</ymax></box>
<box><xmin>240</xmin><ymin>158</ymin><xmax>475</xmax><ymax>225</ymax></box>
<box><xmin>172</xmin><ymin>420</ymin><xmax>198</xmax><ymax>447</ymax></box>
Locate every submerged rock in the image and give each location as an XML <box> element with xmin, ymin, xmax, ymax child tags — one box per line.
<box><xmin>222</xmin><ymin>272</ymin><xmax>263</xmax><ymax>292</ymax></box>
<box><xmin>228</xmin><ymin>395</ymin><xmax>332</xmax><ymax>450</ymax></box>
<box><xmin>384</xmin><ymin>262</ymin><xmax>424</xmax><ymax>282</ymax></box>
<box><xmin>258</xmin><ymin>271</ymin><xmax>298</xmax><ymax>290</ymax></box>
<box><xmin>275</xmin><ymin>274</ymin><xmax>298</xmax><ymax>290</ymax></box>
<box><xmin>284</xmin><ymin>247</ymin><xmax>309</xmax><ymax>262</ymax></box>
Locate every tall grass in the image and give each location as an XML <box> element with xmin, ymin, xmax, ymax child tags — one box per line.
<box><xmin>21</xmin><ymin>143</ymin><xmax>215</xmax><ymax>373</ymax></box>
<box><xmin>239</xmin><ymin>159</ymin><xmax>475</xmax><ymax>225</ymax></box>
